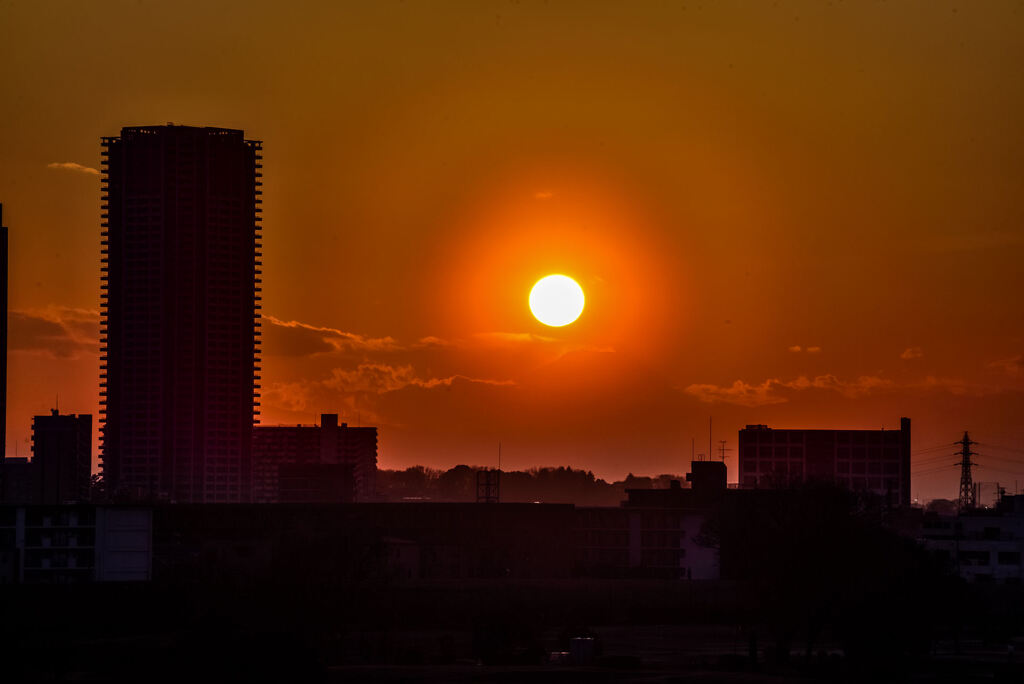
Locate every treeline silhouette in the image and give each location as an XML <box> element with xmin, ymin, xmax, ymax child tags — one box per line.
<box><xmin>377</xmin><ymin>465</ymin><xmax>688</xmax><ymax>506</ymax></box>
<box><xmin>699</xmin><ymin>484</ymin><xmax>965</xmax><ymax>674</ymax></box>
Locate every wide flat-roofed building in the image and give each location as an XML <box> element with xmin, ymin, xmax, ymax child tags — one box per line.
<box><xmin>738</xmin><ymin>417</ymin><xmax>911</xmax><ymax>506</ymax></box>
<box><xmin>253</xmin><ymin>414</ymin><xmax>377</xmax><ymax>502</ymax></box>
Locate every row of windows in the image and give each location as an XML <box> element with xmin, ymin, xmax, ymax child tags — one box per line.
<box><xmin>835</xmin><ymin>476</ymin><xmax>900</xmax><ymax>491</ymax></box>
<box><xmin>743</xmin><ymin>447</ymin><xmax>902</xmax><ymax>459</ymax></box>
<box><xmin>837</xmin><ymin>462</ymin><xmax>900</xmax><ymax>475</ymax></box>
<box><xmin>740</xmin><ymin>475</ymin><xmax>901</xmax><ymax>491</ymax></box>
<box><xmin>641</xmin><ymin>549</ymin><xmax>685</xmax><ymax>567</ymax></box>
<box><xmin>949</xmin><ymin>550</ymin><xmax>1021</xmax><ymax>566</ymax></box>
<box><xmin>579</xmin><ymin>531</ymin><xmax>629</xmax><ymax>547</ymax></box>
<box><xmin>743</xmin><ymin>431</ymin><xmax>902</xmax><ymax>445</ymax></box>
<box><xmin>744</xmin><ymin>463</ymin><xmax>806</xmax><ymax>476</ymax></box>
<box><xmin>640</xmin><ymin>531</ymin><xmax>684</xmax><ymax>548</ymax></box>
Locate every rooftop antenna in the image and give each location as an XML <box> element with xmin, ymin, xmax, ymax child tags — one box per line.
<box><xmin>708</xmin><ymin>416</ymin><xmax>712</xmax><ymax>463</ymax></box>
<box><xmin>718</xmin><ymin>439</ymin><xmax>732</xmax><ymax>462</ymax></box>
<box><xmin>691</xmin><ymin>437</ymin><xmax>695</xmax><ymax>461</ymax></box>
<box><xmin>498</xmin><ymin>441</ymin><xmax>502</xmax><ymax>472</ymax></box>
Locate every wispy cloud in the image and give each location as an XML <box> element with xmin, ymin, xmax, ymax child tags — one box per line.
<box><xmin>261</xmin><ymin>381</ymin><xmax>312</xmax><ymax>412</ymax></box>
<box><xmin>901</xmin><ymin>347</ymin><xmax>924</xmax><ymax>360</ymax></box>
<box><xmin>324</xmin><ymin>363</ymin><xmax>515</xmax><ymax>395</ymax></box>
<box><xmin>47</xmin><ymin>162</ymin><xmax>99</xmax><ymax>176</ymax></box>
<box><xmin>799</xmin><ymin>374</ymin><xmax>892</xmax><ymax>397</ymax></box>
<box><xmin>261</xmin><ymin>315</ymin><xmax>401</xmax><ymax>355</ymax></box>
<box><xmin>263</xmin><ymin>313</ymin><xmax>595</xmax><ymax>358</ymax></box>
<box><xmin>416</xmin><ymin>335</ymin><xmax>453</xmax><ymax>347</ymax></box>
<box><xmin>917</xmin><ymin>375</ymin><xmax>994</xmax><ymax>396</ymax></box>
<box><xmin>684</xmin><ymin>374</ymin><xmax>895</xmax><ymax>406</ymax></box>
<box><xmin>683</xmin><ymin>372</ymin><xmax>1002</xmax><ymax>406</ymax></box>
<box><xmin>684</xmin><ymin>379</ymin><xmax>791</xmax><ymax>407</ymax></box>
<box><xmin>988</xmin><ymin>354</ymin><xmax>1022</xmax><ymax>378</ymax></box>
<box><xmin>788</xmin><ymin>345</ymin><xmax>822</xmax><ymax>353</ymax></box>
<box><xmin>474</xmin><ymin>331</ymin><xmax>558</xmax><ymax>345</ymax></box>
<box><xmin>9</xmin><ymin>306</ymin><xmax>100</xmax><ymax>359</ymax></box>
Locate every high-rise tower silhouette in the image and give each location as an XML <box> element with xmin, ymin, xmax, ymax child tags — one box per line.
<box><xmin>100</xmin><ymin>126</ymin><xmax>261</xmax><ymax>502</ymax></box>
<box><xmin>0</xmin><ymin>203</ymin><xmax>6</xmax><ymax>461</ymax></box>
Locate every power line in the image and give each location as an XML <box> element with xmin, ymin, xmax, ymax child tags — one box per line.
<box><xmin>912</xmin><ymin>463</ymin><xmax>958</xmax><ymax>476</ymax></box>
<box><xmin>914</xmin><ymin>453</ymin><xmax>959</xmax><ymax>466</ymax></box>
<box><xmin>912</xmin><ymin>462</ymin><xmax>956</xmax><ymax>471</ymax></box>
<box><xmin>913</xmin><ymin>443</ymin><xmax>959</xmax><ymax>454</ymax></box>
<box><xmin>913</xmin><ymin>469</ymin><xmax>959</xmax><ymax>479</ymax></box>
<box><xmin>976</xmin><ymin>442</ymin><xmax>1024</xmax><ymax>456</ymax></box>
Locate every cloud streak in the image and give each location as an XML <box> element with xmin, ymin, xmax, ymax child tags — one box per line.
<box><xmin>988</xmin><ymin>354</ymin><xmax>1022</xmax><ymax>378</ymax></box>
<box><xmin>261</xmin><ymin>315</ymin><xmax>401</xmax><ymax>355</ymax></box>
<box><xmin>323</xmin><ymin>363</ymin><xmax>515</xmax><ymax>395</ymax></box>
<box><xmin>9</xmin><ymin>307</ymin><xmax>100</xmax><ymax>359</ymax></box>
<box><xmin>901</xmin><ymin>347</ymin><xmax>924</xmax><ymax>360</ymax></box>
<box><xmin>683</xmin><ymin>374</ymin><xmax>909</xmax><ymax>406</ymax></box>
<box><xmin>684</xmin><ymin>372</ymin><xmax>1005</xmax><ymax>406</ymax></box>
<box><xmin>47</xmin><ymin>162</ymin><xmax>100</xmax><ymax>176</ymax></box>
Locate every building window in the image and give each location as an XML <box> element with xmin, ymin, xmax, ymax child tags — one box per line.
<box><xmin>958</xmin><ymin>550</ymin><xmax>990</xmax><ymax>566</ymax></box>
<box><xmin>997</xmin><ymin>551</ymin><xmax>1021</xmax><ymax>565</ymax></box>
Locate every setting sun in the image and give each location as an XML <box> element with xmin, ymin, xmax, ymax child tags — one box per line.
<box><xmin>529</xmin><ymin>274</ymin><xmax>585</xmax><ymax>327</ymax></box>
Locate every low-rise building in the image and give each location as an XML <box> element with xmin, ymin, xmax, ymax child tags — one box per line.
<box><xmin>919</xmin><ymin>495</ymin><xmax>1024</xmax><ymax>584</ymax></box>
<box><xmin>253</xmin><ymin>414</ymin><xmax>377</xmax><ymax>502</ymax></box>
<box><xmin>152</xmin><ymin>502</ymin><xmax>577</xmax><ymax>582</ymax></box>
<box><xmin>0</xmin><ymin>505</ymin><xmax>152</xmax><ymax>583</ymax></box>
<box><xmin>0</xmin><ymin>457</ymin><xmax>38</xmax><ymax>505</ymax></box>
<box><xmin>574</xmin><ymin>462</ymin><xmax>725</xmax><ymax>580</ymax></box>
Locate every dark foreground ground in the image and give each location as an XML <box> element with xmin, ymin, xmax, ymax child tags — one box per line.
<box><xmin>1</xmin><ymin>580</ymin><xmax>1022</xmax><ymax>682</ymax></box>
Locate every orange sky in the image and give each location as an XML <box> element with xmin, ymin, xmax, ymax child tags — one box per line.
<box><xmin>1</xmin><ymin>1</ymin><xmax>1023</xmax><ymax>501</ymax></box>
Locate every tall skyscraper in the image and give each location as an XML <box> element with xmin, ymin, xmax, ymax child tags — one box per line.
<box><xmin>100</xmin><ymin>125</ymin><xmax>261</xmax><ymax>502</ymax></box>
<box><xmin>0</xmin><ymin>203</ymin><xmax>7</xmax><ymax>461</ymax></box>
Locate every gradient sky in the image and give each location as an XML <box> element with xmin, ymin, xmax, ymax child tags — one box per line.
<box><xmin>1</xmin><ymin>1</ymin><xmax>1023</xmax><ymax>501</ymax></box>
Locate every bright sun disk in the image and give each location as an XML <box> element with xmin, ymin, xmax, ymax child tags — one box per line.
<box><xmin>529</xmin><ymin>274</ymin><xmax>585</xmax><ymax>327</ymax></box>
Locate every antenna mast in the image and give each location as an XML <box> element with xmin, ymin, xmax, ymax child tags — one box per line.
<box><xmin>718</xmin><ymin>439</ymin><xmax>732</xmax><ymax>462</ymax></box>
<box><xmin>708</xmin><ymin>417</ymin><xmax>712</xmax><ymax>464</ymax></box>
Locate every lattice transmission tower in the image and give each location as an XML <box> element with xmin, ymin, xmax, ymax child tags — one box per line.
<box><xmin>956</xmin><ymin>431</ymin><xmax>978</xmax><ymax>511</ymax></box>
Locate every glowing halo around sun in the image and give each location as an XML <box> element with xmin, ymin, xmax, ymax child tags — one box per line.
<box><xmin>529</xmin><ymin>275</ymin><xmax>585</xmax><ymax>327</ymax></box>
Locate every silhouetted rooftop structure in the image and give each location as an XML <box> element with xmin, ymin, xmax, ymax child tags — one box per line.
<box><xmin>32</xmin><ymin>410</ymin><xmax>91</xmax><ymax>504</ymax></box>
